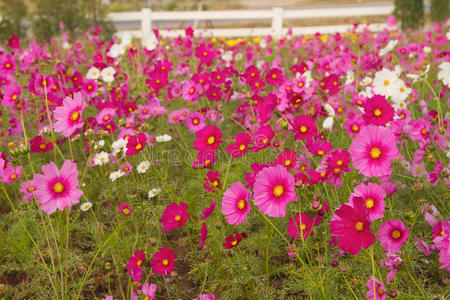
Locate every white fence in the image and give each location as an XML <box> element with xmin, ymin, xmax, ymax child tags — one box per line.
<box><xmin>108</xmin><ymin>3</ymin><xmax>395</xmax><ymax>38</ymax></box>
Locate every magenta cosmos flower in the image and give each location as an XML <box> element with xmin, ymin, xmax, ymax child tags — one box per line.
<box><xmin>193</xmin><ymin>125</ymin><xmax>223</xmax><ymax>153</ymax></box>
<box><xmin>377</xmin><ymin>220</ymin><xmax>409</xmax><ymax>252</ymax></box>
<box><xmin>287</xmin><ymin>212</ymin><xmax>316</xmax><ymax>240</ymax></box>
<box><xmin>151</xmin><ymin>247</ymin><xmax>175</xmax><ymax>276</ymax></box>
<box><xmin>348</xmin><ymin>125</ymin><xmax>401</xmax><ymax>177</ymax></box>
<box><xmin>330</xmin><ymin>197</ymin><xmax>375</xmax><ymax>255</ymax></box>
<box><xmin>53</xmin><ymin>92</ymin><xmax>86</xmax><ymax>137</ymax></box>
<box><xmin>292</xmin><ymin>115</ymin><xmax>318</xmax><ymax>140</ymax></box>
<box><xmin>350</xmin><ymin>182</ymin><xmax>385</xmax><ymax>222</ymax></box>
<box><xmin>160</xmin><ymin>202</ymin><xmax>189</xmax><ymax>231</ymax></box>
<box><xmin>222</xmin><ymin>182</ymin><xmax>251</xmax><ymax>225</ymax></box>
<box><xmin>366</xmin><ymin>276</ymin><xmax>386</xmax><ymax>300</ymax></box>
<box><xmin>253</xmin><ymin>165</ymin><xmax>298</xmax><ymax>218</ymax></box>
<box><xmin>32</xmin><ymin>160</ymin><xmax>83</xmax><ymax>215</ymax></box>
<box><xmin>362</xmin><ymin>94</ymin><xmax>394</xmax><ymax>126</ymax></box>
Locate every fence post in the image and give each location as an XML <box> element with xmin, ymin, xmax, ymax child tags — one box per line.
<box><xmin>141</xmin><ymin>8</ymin><xmax>152</xmax><ymax>39</ymax></box>
<box><xmin>272</xmin><ymin>7</ymin><xmax>283</xmax><ymax>37</ymax></box>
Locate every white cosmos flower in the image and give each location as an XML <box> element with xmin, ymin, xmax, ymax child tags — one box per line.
<box><xmin>379</xmin><ymin>40</ymin><xmax>398</xmax><ymax>56</ymax></box>
<box><xmin>260</xmin><ymin>39</ymin><xmax>267</xmax><ymax>49</ymax></box>
<box><xmin>101</xmin><ymin>67</ymin><xmax>116</xmax><ymax>83</ymax></box>
<box><xmin>111</xmin><ymin>138</ymin><xmax>128</xmax><ymax>155</ymax></box>
<box><xmin>222</xmin><ymin>51</ymin><xmax>233</xmax><ymax>62</ymax></box>
<box><xmin>372</xmin><ymin>68</ymin><xmax>402</xmax><ymax>98</ymax></box>
<box><xmin>323</xmin><ymin>103</ymin><xmax>335</xmax><ymax>116</ymax></box>
<box><xmin>94</xmin><ymin>140</ymin><xmax>105</xmax><ymax>149</ymax></box>
<box><xmin>137</xmin><ymin>161</ymin><xmax>151</xmax><ymax>174</ymax></box>
<box><xmin>148</xmin><ymin>188</ymin><xmax>161</xmax><ymax>198</ymax></box>
<box><xmin>360</xmin><ymin>77</ymin><xmax>372</xmax><ymax>86</ymax></box>
<box><xmin>345</xmin><ymin>71</ymin><xmax>355</xmax><ymax>85</ymax></box>
<box><xmin>156</xmin><ymin>134</ymin><xmax>172</xmax><ymax>142</ymax></box>
<box><xmin>391</xmin><ymin>82</ymin><xmax>411</xmax><ymax>103</ymax></box>
<box><xmin>62</xmin><ymin>42</ymin><xmax>71</xmax><ymax>49</ymax></box>
<box><xmin>143</xmin><ymin>32</ymin><xmax>158</xmax><ymax>51</ymax></box>
<box><xmin>423</xmin><ymin>46</ymin><xmax>431</xmax><ymax>54</ymax></box>
<box><xmin>437</xmin><ymin>62</ymin><xmax>450</xmax><ymax>87</ymax></box>
<box><xmin>322</xmin><ymin>117</ymin><xmax>334</xmax><ymax>130</ymax></box>
<box><xmin>392</xmin><ymin>101</ymin><xmax>407</xmax><ymax>111</ymax></box>
<box><xmin>109</xmin><ymin>170</ymin><xmax>125</xmax><ymax>182</ymax></box>
<box><xmin>86</xmin><ymin>67</ymin><xmax>100</xmax><ymax>80</ymax></box>
<box><xmin>80</xmin><ymin>202</ymin><xmax>93</xmax><ymax>211</ymax></box>
<box><xmin>107</xmin><ymin>43</ymin><xmax>126</xmax><ymax>58</ymax></box>
<box><xmin>94</xmin><ymin>151</ymin><xmax>109</xmax><ymax>166</ymax></box>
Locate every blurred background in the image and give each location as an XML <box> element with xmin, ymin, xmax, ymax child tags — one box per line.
<box><xmin>0</xmin><ymin>0</ymin><xmax>448</xmax><ymax>41</ymax></box>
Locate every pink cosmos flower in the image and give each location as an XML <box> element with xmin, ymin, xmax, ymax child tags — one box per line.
<box><xmin>151</xmin><ymin>247</ymin><xmax>175</xmax><ymax>276</ymax></box>
<box><xmin>203</xmin><ymin>171</ymin><xmax>221</xmax><ymax>192</ymax></box>
<box><xmin>186</xmin><ymin>112</ymin><xmax>206</xmax><ymax>133</ymax></box>
<box><xmin>438</xmin><ymin>221</ymin><xmax>450</xmax><ymax>271</ymax></box>
<box><xmin>126</xmin><ymin>133</ymin><xmax>147</xmax><ymax>156</ymax></box>
<box><xmin>201</xmin><ymin>199</ymin><xmax>217</xmax><ymax>220</ymax></box>
<box><xmin>287</xmin><ymin>213</ymin><xmax>316</xmax><ymax>240</ymax></box>
<box><xmin>250</xmin><ymin>124</ymin><xmax>274</xmax><ymax>152</ymax></box>
<box><xmin>2</xmin><ymin>165</ymin><xmax>22</xmax><ymax>184</ymax></box>
<box><xmin>161</xmin><ymin>202</ymin><xmax>190</xmax><ymax>231</ymax></box>
<box><xmin>222</xmin><ymin>182</ymin><xmax>251</xmax><ymax>225</ymax></box>
<box><xmin>253</xmin><ymin>165</ymin><xmax>298</xmax><ymax>218</ymax></box>
<box><xmin>193</xmin><ymin>125</ymin><xmax>223</xmax><ymax>153</ymax></box>
<box><xmin>377</xmin><ymin>220</ymin><xmax>410</xmax><ymax>252</ymax></box>
<box><xmin>349</xmin><ymin>182</ymin><xmax>385</xmax><ymax>221</ymax></box>
<box><xmin>30</xmin><ymin>135</ymin><xmax>54</xmax><ymax>153</ymax></box>
<box><xmin>126</xmin><ymin>249</ymin><xmax>145</xmax><ymax>282</ymax></box>
<box><xmin>96</xmin><ymin>107</ymin><xmax>116</xmax><ymax>126</ymax></box>
<box><xmin>199</xmin><ymin>222</ymin><xmax>207</xmax><ymax>249</ymax></box>
<box><xmin>118</xmin><ymin>202</ymin><xmax>132</xmax><ymax>216</ymax></box>
<box><xmin>292</xmin><ymin>115</ymin><xmax>318</xmax><ymax>140</ymax></box>
<box><xmin>53</xmin><ymin>92</ymin><xmax>86</xmax><ymax>137</ymax></box>
<box><xmin>142</xmin><ymin>283</ymin><xmax>157</xmax><ymax>300</ymax></box>
<box><xmin>32</xmin><ymin>160</ymin><xmax>83</xmax><ymax>215</ymax></box>
<box><xmin>362</xmin><ymin>95</ymin><xmax>394</xmax><ymax>126</ymax></box>
<box><xmin>329</xmin><ymin>197</ymin><xmax>375</xmax><ymax>255</ymax></box>
<box><xmin>227</xmin><ymin>132</ymin><xmax>251</xmax><ymax>157</ymax></box>
<box><xmin>348</xmin><ymin>125</ymin><xmax>401</xmax><ymax>178</ymax></box>
<box><xmin>20</xmin><ymin>180</ymin><xmax>37</xmax><ymax>202</ymax></box>
<box><xmin>366</xmin><ymin>276</ymin><xmax>386</xmax><ymax>300</ymax></box>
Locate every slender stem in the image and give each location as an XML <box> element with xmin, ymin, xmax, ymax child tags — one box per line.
<box><xmin>370</xmin><ymin>246</ymin><xmax>376</xmax><ymax>300</ymax></box>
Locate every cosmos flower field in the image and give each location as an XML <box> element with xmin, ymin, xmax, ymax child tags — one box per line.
<box><xmin>0</xmin><ymin>17</ymin><xmax>449</xmax><ymax>300</ymax></box>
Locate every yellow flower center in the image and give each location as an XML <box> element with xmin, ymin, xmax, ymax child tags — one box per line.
<box><xmin>5</xmin><ymin>63</ymin><xmax>11</xmax><ymax>69</ymax></box>
<box><xmin>383</xmin><ymin>80</ymin><xmax>389</xmax><ymax>86</ymax></box>
<box><xmin>370</xmin><ymin>147</ymin><xmax>381</xmax><ymax>159</ymax></box>
<box><xmin>53</xmin><ymin>182</ymin><xmax>64</xmax><ymax>194</ymax></box>
<box><xmin>373</xmin><ymin>109</ymin><xmax>382</xmax><ymax>117</ymax></box>
<box><xmin>162</xmin><ymin>259</ymin><xmax>169</xmax><ymax>266</ymax></box>
<box><xmin>189</xmin><ymin>88</ymin><xmax>195</xmax><ymax>94</ymax></box>
<box><xmin>318</xmin><ymin>150</ymin><xmax>324</xmax><ymax>155</ymax></box>
<box><xmin>285</xmin><ymin>160</ymin><xmax>291</xmax><ymax>166</ymax></box>
<box><xmin>28</xmin><ymin>186</ymin><xmax>36</xmax><ymax>192</ymax></box>
<box><xmin>352</xmin><ymin>125</ymin><xmax>359</xmax><ymax>132</ymax></box>
<box><xmin>10</xmin><ymin>174</ymin><xmax>17</xmax><ymax>180</ymax></box>
<box><xmin>71</xmin><ymin>111</ymin><xmax>80</xmax><ymax>121</ymax></box>
<box><xmin>365</xmin><ymin>198</ymin><xmax>374</xmax><ymax>209</ymax></box>
<box><xmin>391</xmin><ymin>230</ymin><xmax>401</xmax><ymax>239</ymax></box>
<box><xmin>39</xmin><ymin>144</ymin><xmax>47</xmax><ymax>150</ymax></box>
<box><xmin>231</xmin><ymin>240</ymin><xmax>238</xmax><ymax>246</ymax></box>
<box><xmin>355</xmin><ymin>222</ymin><xmax>364</xmax><ymax>231</ymax></box>
<box><xmin>104</xmin><ymin>115</ymin><xmax>110</xmax><ymax>121</ymax></box>
<box><xmin>205</xmin><ymin>159</ymin><xmax>211</xmax><ymax>165</ymax></box>
<box><xmin>193</xmin><ymin>118</ymin><xmax>199</xmax><ymax>125</ymax></box>
<box><xmin>135</xmin><ymin>144</ymin><xmax>142</xmax><ymax>150</ymax></box>
<box><xmin>272</xmin><ymin>74</ymin><xmax>277</xmax><ymax>79</ymax></box>
<box><xmin>336</xmin><ymin>160</ymin><xmax>343</xmax><ymax>166</ymax></box>
<box><xmin>300</xmin><ymin>126</ymin><xmax>308</xmax><ymax>133</ymax></box>
<box><xmin>174</xmin><ymin>215</ymin><xmax>181</xmax><ymax>221</ymax></box>
<box><xmin>123</xmin><ymin>208</ymin><xmax>130</xmax><ymax>215</ymax></box>
<box><xmin>237</xmin><ymin>199</ymin><xmax>246</xmax><ymax>210</ymax></box>
<box><xmin>273</xmin><ymin>185</ymin><xmax>284</xmax><ymax>197</ymax></box>
<box><xmin>377</xmin><ymin>287</ymin><xmax>385</xmax><ymax>295</ymax></box>
<box><xmin>137</xmin><ymin>259</ymin><xmax>142</xmax><ymax>266</ymax></box>
<box><xmin>334</xmin><ymin>168</ymin><xmax>341</xmax><ymax>174</ymax></box>
<box><xmin>421</xmin><ymin>128</ymin><xmax>427</xmax><ymax>135</ymax></box>
<box><xmin>207</xmin><ymin>136</ymin><xmax>215</xmax><ymax>145</ymax></box>
<box><xmin>12</xmin><ymin>94</ymin><xmax>17</xmax><ymax>100</ymax></box>
<box><xmin>239</xmin><ymin>144</ymin><xmax>246</xmax><ymax>151</ymax></box>
<box><xmin>300</xmin><ymin>224</ymin><xmax>306</xmax><ymax>231</ymax></box>
<box><xmin>212</xmin><ymin>180</ymin><xmax>218</xmax><ymax>187</ymax></box>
